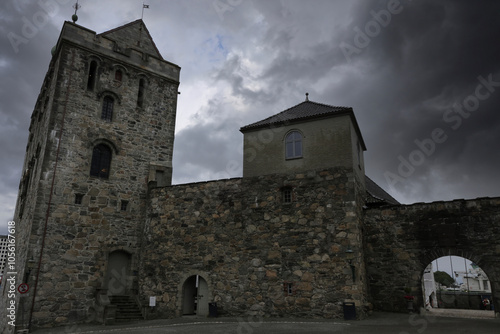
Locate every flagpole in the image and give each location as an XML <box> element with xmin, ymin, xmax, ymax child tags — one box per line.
<box><xmin>141</xmin><ymin>2</ymin><xmax>150</xmax><ymax>20</ymax></box>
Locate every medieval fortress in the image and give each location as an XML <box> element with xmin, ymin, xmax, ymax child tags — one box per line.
<box><xmin>1</xmin><ymin>20</ymin><xmax>498</xmax><ymax>331</ymax></box>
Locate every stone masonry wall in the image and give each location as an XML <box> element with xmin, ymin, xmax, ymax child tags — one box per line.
<box><xmin>364</xmin><ymin>198</ymin><xmax>500</xmax><ymax>315</ymax></box>
<box><xmin>141</xmin><ymin>167</ymin><xmax>369</xmax><ymax>319</ymax></box>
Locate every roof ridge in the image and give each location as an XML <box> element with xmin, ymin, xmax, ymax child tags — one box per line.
<box><xmin>308</xmin><ymin>100</ymin><xmax>352</xmax><ymax>110</ymax></box>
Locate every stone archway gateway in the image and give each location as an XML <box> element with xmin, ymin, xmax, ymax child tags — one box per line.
<box><xmin>364</xmin><ymin>198</ymin><xmax>500</xmax><ymax>316</ymax></box>
<box><xmin>422</xmin><ymin>256</ymin><xmax>494</xmax><ymax>311</ymax></box>
<box><xmin>182</xmin><ymin>275</ymin><xmax>209</xmax><ymax>316</ymax></box>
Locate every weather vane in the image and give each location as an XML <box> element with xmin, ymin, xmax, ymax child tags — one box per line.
<box><xmin>72</xmin><ymin>0</ymin><xmax>81</xmax><ymax>23</ymax></box>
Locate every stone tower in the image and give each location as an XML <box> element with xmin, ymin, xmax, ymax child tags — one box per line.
<box><xmin>0</xmin><ymin>20</ymin><xmax>180</xmax><ymax>331</ymax></box>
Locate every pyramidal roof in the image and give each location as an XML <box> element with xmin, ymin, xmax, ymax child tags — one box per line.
<box><xmin>240</xmin><ymin>99</ymin><xmax>366</xmax><ymax>150</ymax></box>
<box><xmin>99</xmin><ymin>19</ymin><xmax>163</xmax><ymax>60</ymax></box>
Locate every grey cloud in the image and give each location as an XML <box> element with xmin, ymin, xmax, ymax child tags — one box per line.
<box><xmin>2</xmin><ymin>0</ymin><xmax>500</xmax><ymax>236</ymax></box>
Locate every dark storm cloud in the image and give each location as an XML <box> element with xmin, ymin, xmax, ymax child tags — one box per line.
<box><xmin>2</xmin><ymin>0</ymin><xmax>500</xmax><ymax>236</ymax></box>
<box><xmin>324</xmin><ymin>0</ymin><xmax>500</xmax><ymax>202</ymax></box>
<box><xmin>185</xmin><ymin>0</ymin><xmax>500</xmax><ymax>204</ymax></box>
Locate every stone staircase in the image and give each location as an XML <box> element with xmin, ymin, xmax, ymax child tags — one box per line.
<box><xmin>109</xmin><ymin>295</ymin><xmax>143</xmax><ymax>322</ymax></box>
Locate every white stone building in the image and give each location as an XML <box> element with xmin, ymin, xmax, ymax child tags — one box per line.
<box><xmin>457</xmin><ymin>265</ymin><xmax>492</xmax><ymax>293</ymax></box>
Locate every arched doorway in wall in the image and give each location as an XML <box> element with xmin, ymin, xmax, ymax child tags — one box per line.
<box><xmin>105</xmin><ymin>250</ymin><xmax>131</xmax><ymax>296</ymax></box>
<box><xmin>181</xmin><ymin>275</ymin><xmax>209</xmax><ymax>316</ymax></box>
<box><xmin>421</xmin><ymin>256</ymin><xmax>494</xmax><ymax>315</ymax></box>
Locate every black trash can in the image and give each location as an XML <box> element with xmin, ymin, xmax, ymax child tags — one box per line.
<box><xmin>209</xmin><ymin>302</ymin><xmax>218</xmax><ymax>317</ymax></box>
<box><xmin>343</xmin><ymin>302</ymin><xmax>356</xmax><ymax>320</ymax></box>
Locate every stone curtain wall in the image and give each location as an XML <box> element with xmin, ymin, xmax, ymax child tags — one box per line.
<box><xmin>142</xmin><ymin>167</ymin><xmax>369</xmax><ymax>319</ymax></box>
<box><xmin>364</xmin><ymin>198</ymin><xmax>500</xmax><ymax>314</ymax></box>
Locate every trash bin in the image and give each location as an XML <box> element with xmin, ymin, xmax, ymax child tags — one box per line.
<box><xmin>209</xmin><ymin>302</ymin><xmax>218</xmax><ymax>317</ymax></box>
<box><xmin>343</xmin><ymin>302</ymin><xmax>356</xmax><ymax>320</ymax></box>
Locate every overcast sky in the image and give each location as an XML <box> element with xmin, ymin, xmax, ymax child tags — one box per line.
<box><xmin>1</xmin><ymin>0</ymin><xmax>500</xmax><ymax>236</ymax></box>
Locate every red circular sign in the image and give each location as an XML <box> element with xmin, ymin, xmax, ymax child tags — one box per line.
<box><xmin>18</xmin><ymin>283</ymin><xmax>29</xmax><ymax>294</ymax></box>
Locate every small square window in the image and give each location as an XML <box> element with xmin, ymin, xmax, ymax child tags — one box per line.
<box><xmin>75</xmin><ymin>194</ymin><xmax>83</xmax><ymax>205</ymax></box>
<box><xmin>120</xmin><ymin>200</ymin><xmax>129</xmax><ymax>211</ymax></box>
<box><xmin>282</xmin><ymin>189</ymin><xmax>292</xmax><ymax>203</ymax></box>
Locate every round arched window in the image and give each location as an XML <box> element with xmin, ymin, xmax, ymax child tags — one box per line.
<box><xmin>285</xmin><ymin>131</ymin><xmax>303</xmax><ymax>159</ymax></box>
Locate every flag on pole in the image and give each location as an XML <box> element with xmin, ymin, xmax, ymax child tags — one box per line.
<box><xmin>141</xmin><ymin>3</ymin><xmax>150</xmax><ymax>20</ymax></box>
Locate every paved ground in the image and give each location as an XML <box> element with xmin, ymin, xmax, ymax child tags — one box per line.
<box><xmin>29</xmin><ymin>311</ymin><xmax>499</xmax><ymax>334</ymax></box>
<box><xmin>427</xmin><ymin>308</ymin><xmax>496</xmax><ymax>319</ymax></box>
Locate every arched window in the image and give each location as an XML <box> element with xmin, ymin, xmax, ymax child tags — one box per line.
<box><xmin>285</xmin><ymin>131</ymin><xmax>302</xmax><ymax>159</ymax></box>
<box><xmin>90</xmin><ymin>144</ymin><xmax>112</xmax><ymax>178</ymax></box>
<box><xmin>87</xmin><ymin>61</ymin><xmax>97</xmax><ymax>91</ymax></box>
<box><xmin>137</xmin><ymin>78</ymin><xmax>146</xmax><ymax>107</ymax></box>
<box><xmin>101</xmin><ymin>96</ymin><xmax>114</xmax><ymax>121</ymax></box>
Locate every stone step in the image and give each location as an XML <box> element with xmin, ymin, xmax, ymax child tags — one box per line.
<box><xmin>109</xmin><ymin>295</ymin><xmax>143</xmax><ymax>321</ymax></box>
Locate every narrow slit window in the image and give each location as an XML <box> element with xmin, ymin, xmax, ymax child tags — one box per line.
<box><xmin>283</xmin><ymin>282</ymin><xmax>295</xmax><ymax>296</ymax></box>
<box><xmin>90</xmin><ymin>144</ymin><xmax>112</xmax><ymax>179</ymax></box>
<box><xmin>115</xmin><ymin>69</ymin><xmax>123</xmax><ymax>82</ymax></box>
<box><xmin>87</xmin><ymin>61</ymin><xmax>97</xmax><ymax>91</ymax></box>
<box><xmin>101</xmin><ymin>96</ymin><xmax>114</xmax><ymax>121</ymax></box>
<box><xmin>137</xmin><ymin>78</ymin><xmax>145</xmax><ymax>107</ymax></box>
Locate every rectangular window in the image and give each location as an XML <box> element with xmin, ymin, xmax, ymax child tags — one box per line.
<box><xmin>75</xmin><ymin>194</ymin><xmax>84</xmax><ymax>205</ymax></box>
<box><xmin>283</xmin><ymin>282</ymin><xmax>295</xmax><ymax>296</ymax></box>
<box><xmin>483</xmin><ymin>280</ymin><xmax>489</xmax><ymax>290</ymax></box>
<box><xmin>87</xmin><ymin>61</ymin><xmax>97</xmax><ymax>91</ymax></box>
<box><xmin>282</xmin><ymin>188</ymin><xmax>292</xmax><ymax>203</ymax></box>
<box><xmin>115</xmin><ymin>70</ymin><xmax>123</xmax><ymax>82</ymax></box>
<box><xmin>101</xmin><ymin>96</ymin><xmax>114</xmax><ymax>121</ymax></box>
<box><xmin>137</xmin><ymin>79</ymin><xmax>145</xmax><ymax>107</ymax></box>
<box><xmin>120</xmin><ymin>200</ymin><xmax>128</xmax><ymax>211</ymax></box>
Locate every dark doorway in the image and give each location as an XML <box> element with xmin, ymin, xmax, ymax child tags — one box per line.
<box><xmin>105</xmin><ymin>250</ymin><xmax>131</xmax><ymax>295</ymax></box>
